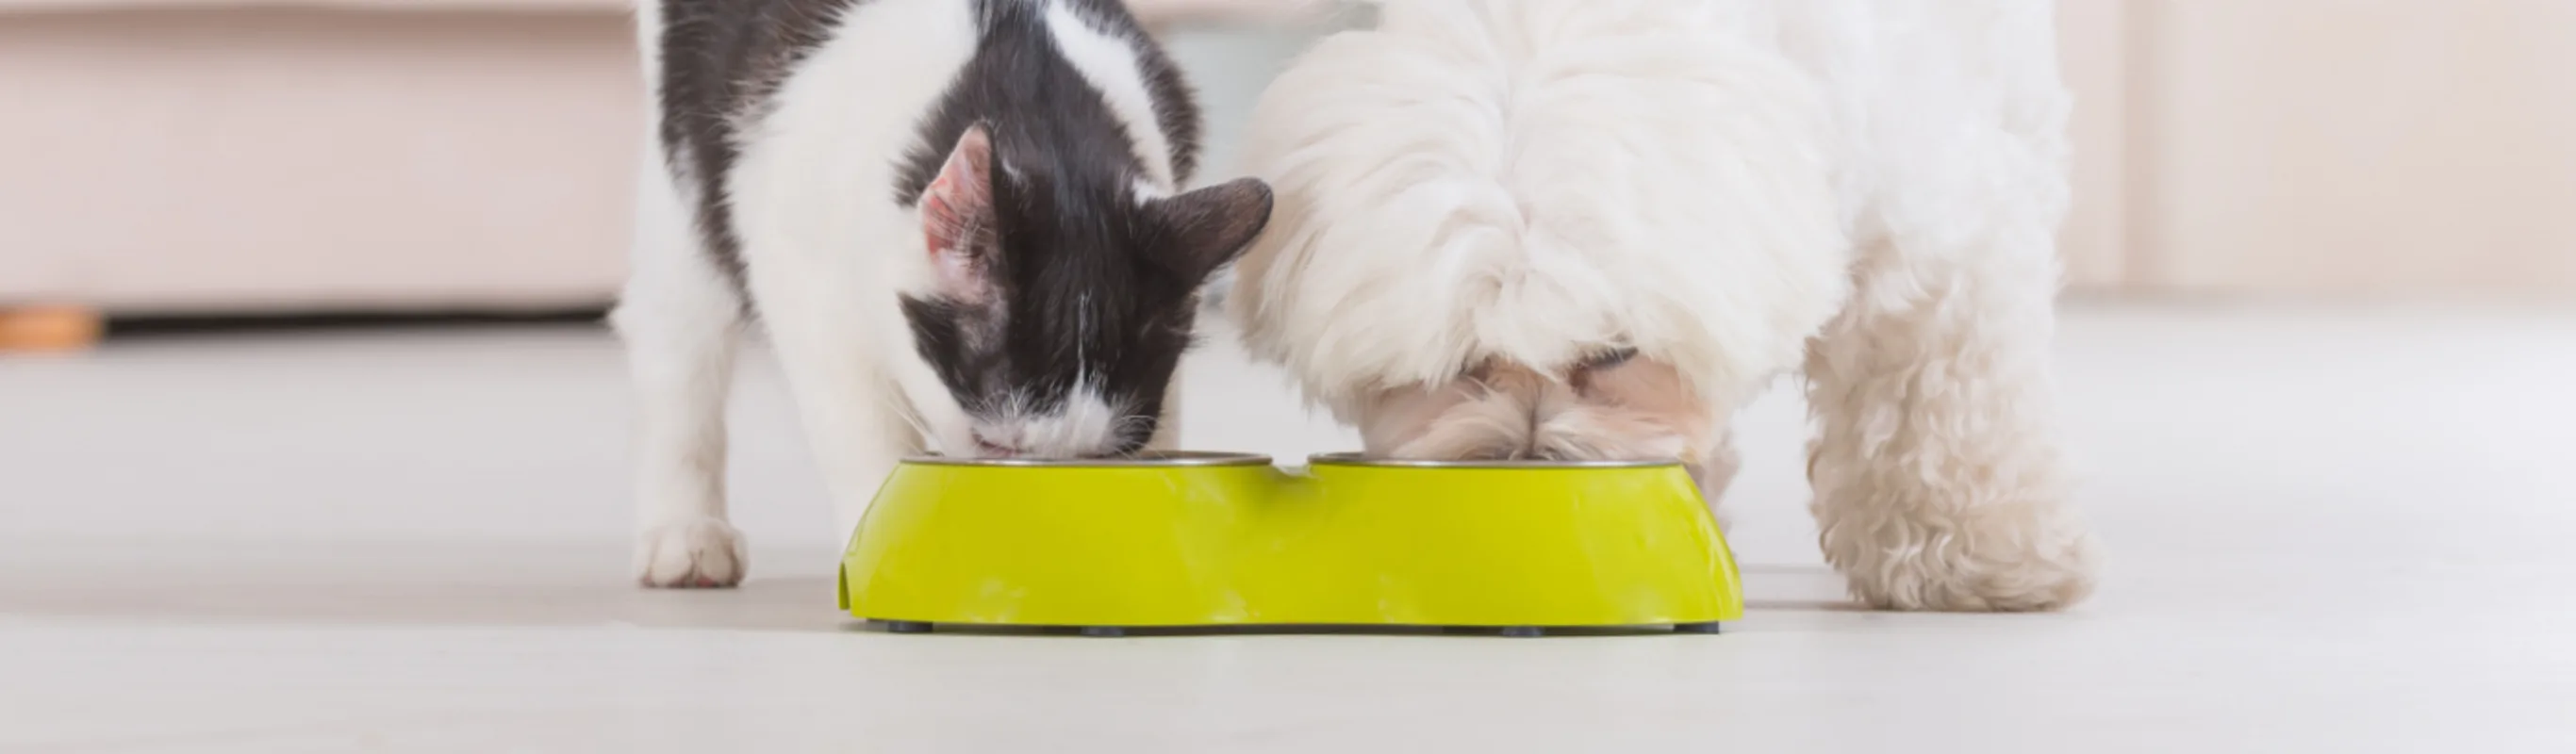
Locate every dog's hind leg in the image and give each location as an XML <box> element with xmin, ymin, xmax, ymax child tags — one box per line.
<box><xmin>1803</xmin><ymin>229</ymin><xmax>2102</xmax><ymax>612</ymax></box>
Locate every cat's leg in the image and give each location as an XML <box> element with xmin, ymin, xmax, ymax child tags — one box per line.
<box><xmin>741</xmin><ymin>258</ymin><xmax>922</xmax><ymax>551</ymax></box>
<box><xmin>613</xmin><ymin>160</ymin><xmax>749</xmax><ymax>588</ymax></box>
<box><xmin>1804</xmin><ymin>237</ymin><xmax>2101</xmax><ymax>612</ymax></box>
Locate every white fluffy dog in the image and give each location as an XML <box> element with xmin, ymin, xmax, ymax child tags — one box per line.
<box><xmin>1228</xmin><ymin>0</ymin><xmax>2100</xmax><ymax>611</ymax></box>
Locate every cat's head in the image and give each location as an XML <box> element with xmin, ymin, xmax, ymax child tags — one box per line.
<box><xmin>899</xmin><ymin>124</ymin><xmax>1271</xmax><ymax>458</ymax></box>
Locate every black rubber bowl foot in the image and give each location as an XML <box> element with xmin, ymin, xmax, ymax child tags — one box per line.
<box><xmin>1078</xmin><ymin>627</ymin><xmax>1128</xmax><ymax>638</ymax></box>
<box><xmin>1672</xmin><ymin>621</ymin><xmax>1724</xmax><ymax>634</ymax></box>
<box><xmin>1497</xmin><ymin>627</ymin><xmax>1546</xmax><ymax>638</ymax></box>
<box><xmin>881</xmin><ymin>620</ymin><xmax>933</xmax><ymax>634</ymax></box>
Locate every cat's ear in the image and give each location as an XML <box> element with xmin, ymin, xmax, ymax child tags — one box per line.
<box><xmin>920</xmin><ymin>123</ymin><xmax>1000</xmax><ymax>302</ymax></box>
<box><xmin>1144</xmin><ymin>178</ymin><xmax>1273</xmax><ymax>283</ymax></box>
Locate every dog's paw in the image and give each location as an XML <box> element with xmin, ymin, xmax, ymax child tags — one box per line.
<box><xmin>1824</xmin><ymin>504</ymin><xmax>2101</xmax><ymax>613</ymax></box>
<box><xmin>635</xmin><ymin>517</ymin><xmax>747</xmax><ymax>588</ymax></box>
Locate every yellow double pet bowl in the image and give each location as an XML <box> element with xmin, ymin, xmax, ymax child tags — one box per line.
<box><xmin>839</xmin><ymin>452</ymin><xmax>1742</xmax><ymax>636</ymax></box>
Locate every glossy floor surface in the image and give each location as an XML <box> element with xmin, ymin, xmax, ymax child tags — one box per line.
<box><xmin>5</xmin><ymin>305</ymin><xmax>2574</xmax><ymax>752</ymax></box>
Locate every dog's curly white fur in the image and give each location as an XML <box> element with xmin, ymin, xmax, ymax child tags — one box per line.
<box><xmin>1228</xmin><ymin>0</ymin><xmax>2100</xmax><ymax>612</ymax></box>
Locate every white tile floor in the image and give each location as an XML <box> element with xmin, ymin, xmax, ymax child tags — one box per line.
<box><xmin>5</xmin><ymin>304</ymin><xmax>2575</xmax><ymax>752</ymax></box>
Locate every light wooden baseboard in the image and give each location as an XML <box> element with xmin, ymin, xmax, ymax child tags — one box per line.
<box><xmin>0</xmin><ymin>305</ymin><xmax>105</xmax><ymax>353</ymax></box>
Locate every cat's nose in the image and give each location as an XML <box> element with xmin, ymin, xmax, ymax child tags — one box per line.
<box><xmin>971</xmin><ymin>432</ymin><xmax>1023</xmax><ymax>458</ymax></box>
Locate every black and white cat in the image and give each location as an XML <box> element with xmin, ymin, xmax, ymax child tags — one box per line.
<box><xmin>616</xmin><ymin>0</ymin><xmax>1273</xmax><ymax>587</ymax></box>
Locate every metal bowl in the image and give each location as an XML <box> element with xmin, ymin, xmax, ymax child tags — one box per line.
<box><xmin>1306</xmin><ymin>451</ymin><xmax>1681</xmax><ymax>469</ymax></box>
<box><xmin>900</xmin><ymin>451</ymin><xmax>1275</xmax><ymax>468</ymax></box>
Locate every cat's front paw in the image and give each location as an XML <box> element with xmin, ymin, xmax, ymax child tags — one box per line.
<box><xmin>635</xmin><ymin>517</ymin><xmax>746</xmax><ymax>588</ymax></box>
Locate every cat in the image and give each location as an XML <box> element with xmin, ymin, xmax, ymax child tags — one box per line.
<box><xmin>617</xmin><ymin>0</ymin><xmax>1272</xmax><ymax>586</ymax></box>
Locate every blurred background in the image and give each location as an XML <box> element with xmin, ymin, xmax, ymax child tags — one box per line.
<box><xmin>8</xmin><ymin>0</ymin><xmax>2572</xmax><ymax>317</ymax></box>
<box><xmin>0</xmin><ymin>0</ymin><xmax>2567</xmax><ymax>559</ymax></box>
<box><xmin>4</xmin><ymin>0</ymin><xmax>2574</xmax><ymax>555</ymax></box>
<box><xmin>3</xmin><ymin>1</ymin><xmax>2573</xmax><ymax>747</ymax></box>
<box><xmin>5</xmin><ymin>0</ymin><xmax>2574</xmax><ymax>551</ymax></box>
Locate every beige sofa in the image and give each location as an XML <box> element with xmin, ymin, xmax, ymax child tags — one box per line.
<box><xmin>0</xmin><ymin>4</ymin><xmax>646</xmax><ymax>319</ymax></box>
<box><xmin>0</xmin><ymin>0</ymin><xmax>1333</xmax><ymax>352</ymax></box>
<box><xmin>15</xmin><ymin>0</ymin><xmax>2546</xmax><ymax>349</ymax></box>
<box><xmin>0</xmin><ymin>0</ymin><xmax>2126</xmax><ymax>334</ymax></box>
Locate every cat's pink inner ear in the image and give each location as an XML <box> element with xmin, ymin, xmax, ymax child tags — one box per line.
<box><xmin>920</xmin><ymin>126</ymin><xmax>995</xmax><ymax>300</ymax></box>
